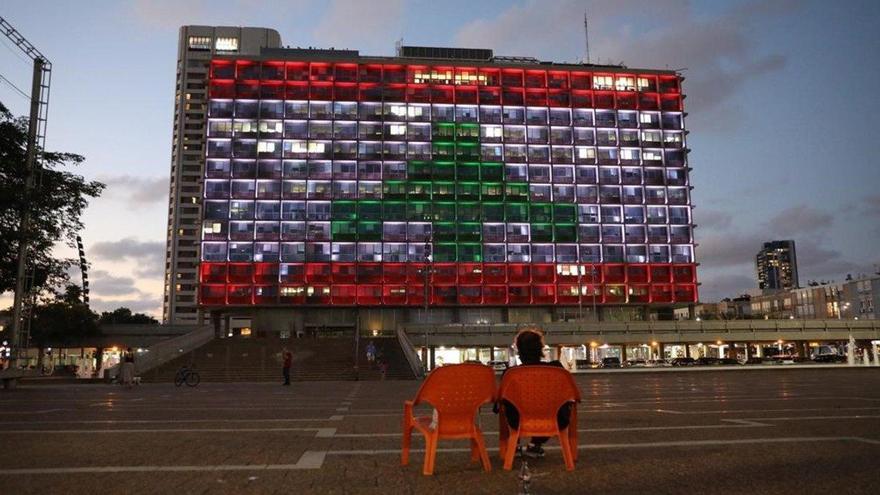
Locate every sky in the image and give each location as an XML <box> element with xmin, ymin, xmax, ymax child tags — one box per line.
<box><xmin>1</xmin><ymin>0</ymin><xmax>879</xmax><ymax>317</ymax></box>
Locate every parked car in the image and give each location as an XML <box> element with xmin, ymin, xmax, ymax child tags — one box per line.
<box><xmin>670</xmin><ymin>357</ymin><xmax>696</xmax><ymax>367</ymax></box>
<box><xmin>774</xmin><ymin>355</ymin><xmax>797</xmax><ymax>365</ymax></box>
<box><xmin>574</xmin><ymin>359</ymin><xmax>592</xmax><ymax>370</ymax></box>
<box><xmin>695</xmin><ymin>357</ymin><xmax>721</xmax><ymax>366</ymax></box>
<box><xmin>487</xmin><ymin>360</ymin><xmax>509</xmax><ymax>371</ymax></box>
<box><xmin>624</xmin><ymin>359</ymin><xmax>647</xmax><ymax>368</ymax></box>
<box><xmin>813</xmin><ymin>354</ymin><xmax>846</xmax><ymax>363</ymax></box>
<box><xmin>646</xmin><ymin>359</ymin><xmax>672</xmax><ymax>367</ymax></box>
<box><xmin>600</xmin><ymin>357</ymin><xmax>621</xmax><ymax>368</ymax></box>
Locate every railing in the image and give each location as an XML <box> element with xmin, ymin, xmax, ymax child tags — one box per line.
<box><xmin>403</xmin><ymin>319</ymin><xmax>880</xmax><ymax>345</ymax></box>
<box><xmin>396</xmin><ymin>326</ymin><xmax>425</xmax><ymax>378</ymax></box>
<box><xmin>108</xmin><ymin>325</ymin><xmax>214</xmax><ymax>377</ymax></box>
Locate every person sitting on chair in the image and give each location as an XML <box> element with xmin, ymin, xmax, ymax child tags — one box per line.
<box><xmin>496</xmin><ymin>326</ymin><xmax>573</xmax><ymax>458</ymax></box>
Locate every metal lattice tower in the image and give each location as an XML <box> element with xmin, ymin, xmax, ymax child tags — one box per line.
<box><xmin>1</xmin><ymin>16</ymin><xmax>53</xmax><ymax>363</ymax></box>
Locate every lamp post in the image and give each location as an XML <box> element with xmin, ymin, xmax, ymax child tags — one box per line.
<box><xmin>422</xmin><ymin>236</ymin><xmax>432</xmax><ymax>372</ymax></box>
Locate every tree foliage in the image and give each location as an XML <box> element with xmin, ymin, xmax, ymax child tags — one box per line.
<box><xmin>0</xmin><ymin>101</ymin><xmax>104</xmax><ymax>296</ymax></box>
<box><xmin>29</xmin><ymin>285</ymin><xmax>100</xmax><ymax>348</ymax></box>
<box><xmin>98</xmin><ymin>307</ymin><xmax>159</xmax><ymax>325</ymax></box>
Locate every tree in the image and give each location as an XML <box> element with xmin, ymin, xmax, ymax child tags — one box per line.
<box><xmin>0</xmin><ymin>101</ymin><xmax>104</xmax><ymax>297</ymax></box>
<box><xmin>99</xmin><ymin>307</ymin><xmax>158</xmax><ymax>325</ymax></box>
<box><xmin>29</xmin><ymin>285</ymin><xmax>100</xmax><ymax>349</ymax></box>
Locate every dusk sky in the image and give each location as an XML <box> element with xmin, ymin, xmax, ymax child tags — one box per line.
<box><xmin>1</xmin><ymin>0</ymin><xmax>878</xmax><ymax>317</ymax></box>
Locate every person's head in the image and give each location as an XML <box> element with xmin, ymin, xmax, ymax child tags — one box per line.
<box><xmin>514</xmin><ymin>326</ymin><xmax>546</xmax><ymax>363</ymax></box>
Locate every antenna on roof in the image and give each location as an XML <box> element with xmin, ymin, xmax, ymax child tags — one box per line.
<box><xmin>583</xmin><ymin>13</ymin><xmax>591</xmax><ymax>64</ymax></box>
<box><xmin>395</xmin><ymin>38</ymin><xmax>403</xmax><ymax>57</ymax></box>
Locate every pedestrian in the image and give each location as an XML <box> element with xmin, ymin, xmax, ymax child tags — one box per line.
<box><xmin>365</xmin><ymin>341</ymin><xmax>377</xmax><ymax>367</ymax></box>
<box><xmin>495</xmin><ymin>327</ymin><xmax>573</xmax><ymax>458</ymax></box>
<box><xmin>281</xmin><ymin>346</ymin><xmax>293</xmax><ymax>386</ymax></box>
<box><xmin>378</xmin><ymin>356</ymin><xmax>388</xmax><ymax>380</ymax></box>
<box><xmin>120</xmin><ymin>348</ymin><xmax>135</xmax><ymax>389</ymax></box>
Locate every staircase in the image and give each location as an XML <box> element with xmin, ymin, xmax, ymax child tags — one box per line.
<box><xmin>144</xmin><ymin>335</ymin><xmax>415</xmax><ymax>382</ymax></box>
<box><xmin>356</xmin><ymin>337</ymin><xmax>417</xmax><ymax>380</ymax></box>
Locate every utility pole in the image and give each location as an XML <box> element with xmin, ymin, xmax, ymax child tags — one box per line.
<box><xmin>2</xmin><ymin>16</ymin><xmax>53</xmax><ymax>368</ymax></box>
<box><xmin>422</xmin><ymin>236</ymin><xmax>432</xmax><ymax>372</ymax></box>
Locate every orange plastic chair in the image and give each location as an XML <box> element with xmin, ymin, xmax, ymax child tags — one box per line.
<box><xmin>401</xmin><ymin>363</ymin><xmax>496</xmax><ymax>475</ymax></box>
<box><xmin>497</xmin><ymin>365</ymin><xmax>582</xmax><ymax>471</ymax></box>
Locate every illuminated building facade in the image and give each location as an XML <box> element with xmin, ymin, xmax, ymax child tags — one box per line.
<box><xmin>196</xmin><ymin>43</ymin><xmax>698</xmax><ymax>327</ymax></box>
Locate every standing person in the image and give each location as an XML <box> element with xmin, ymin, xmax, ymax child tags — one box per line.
<box><xmin>365</xmin><ymin>341</ymin><xmax>377</xmax><ymax>367</ymax></box>
<box><xmin>495</xmin><ymin>327</ymin><xmax>572</xmax><ymax>458</ymax></box>
<box><xmin>281</xmin><ymin>346</ymin><xmax>293</xmax><ymax>386</ymax></box>
<box><xmin>121</xmin><ymin>348</ymin><xmax>135</xmax><ymax>389</ymax></box>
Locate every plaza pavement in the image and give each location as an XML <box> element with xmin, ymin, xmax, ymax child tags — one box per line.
<box><xmin>1</xmin><ymin>368</ymin><xmax>879</xmax><ymax>494</ymax></box>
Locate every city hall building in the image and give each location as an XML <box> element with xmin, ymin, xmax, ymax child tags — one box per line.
<box><xmin>164</xmin><ymin>26</ymin><xmax>698</xmax><ymax>342</ymax></box>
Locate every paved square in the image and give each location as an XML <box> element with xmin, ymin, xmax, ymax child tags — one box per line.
<box><xmin>2</xmin><ymin>368</ymin><xmax>879</xmax><ymax>494</ymax></box>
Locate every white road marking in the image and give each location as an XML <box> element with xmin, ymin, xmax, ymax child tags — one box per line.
<box><xmin>325</xmin><ymin>436</ymin><xmax>880</xmax><ymax>456</ymax></box>
<box><xmin>0</xmin><ymin>427</ymin><xmax>339</xmax><ymax>435</ymax></box>
<box><xmin>0</xmin><ymin>417</ymin><xmax>343</xmax><ymax>426</ymax></box>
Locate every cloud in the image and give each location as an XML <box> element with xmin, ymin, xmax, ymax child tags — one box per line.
<box><xmin>764</xmin><ymin>206</ymin><xmax>833</xmax><ymax>237</ymax></box>
<box><xmin>130</xmin><ymin>0</ymin><xmax>210</xmax><ymax>30</ymax></box>
<box><xmin>694</xmin><ymin>209</ymin><xmax>733</xmax><ymax>232</ymax></box>
<box><xmin>312</xmin><ymin>0</ymin><xmax>405</xmax><ymax>55</ymax></box>
<box><xmin>454</xmin><ymin>0</ymin><xmax>796</xmax><ymax>124</ymax></box>
<box><xmin>89</xmin><ymin>296</ymin><xmax>162</xmax><ymax>316</ymax></box>
<box><xmin>698</xmin><ymin>231</ymin><xmax>762</xmax><ymax>269</ymax></box>
<box><xmin>100</xmin><ymin>175</ymin><xmax>168</xmax><ymax>206</ymax></box>
<box><xmin>697</xmin><ymin>271</ymin><xmax>756</xmax><ymax>302</ymax></box>
<box><xmin>90</xmin><ymin>238</ymin><xmax>166</xmax><ymax>280</ymax></box>
<box><xmin>88</xmin><ymin>270</ymin><xmax>144</xmax><ymax>297</ymax></box>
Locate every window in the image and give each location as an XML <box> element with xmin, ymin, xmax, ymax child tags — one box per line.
<box><xmin>215</xmin><ymin>37</ymin><xmax>239</xmax><ymax>52</ymax></box>
<box><xmin>615</xmin><ymin>76</ymin><xmax>635</xmax><ymax>91</ymax></box>
<box><xmin>593</xmin><ymin>75</ymin><xmax>613</xmax><ymax>90</ymax></box>
<box><xmin>257</xmin><ymin>141</ymin><xmax>276</xmax><ymax>153</ymax></box>
<box><xmin>389</xmin><ymin>124</ymin><xmax>406</xmax><ymax>136</ymax></box>
<box><xmin>389</xmin><ymin>105</ymin><xmax>407</xmax><ymax>118</ymax></box>
<box><xmin>188</xmin><ymin>36</ymin><xmax>211</xmax><ymax>51</ymax></box>
<box><xmin>637</xmin><ymin>77</ymin><xmax>651</xmax><ymax>90</ymax></box>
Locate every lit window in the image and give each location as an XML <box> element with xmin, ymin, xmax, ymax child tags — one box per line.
<box><xmin>188</xmin><ymin>36</ymin><xmax>211</xmax><ymax>51</ymax></box>
<box><xmin>484</xmin><ymin>126</ymin><xmax>502</xmax><ymax>138</ymax></box>
<box><xmin>639</xmin><ymin>113</ymin><xmax>654</xmax><ymax>124</ymax></box>
<box><xmin>637</xmin><ymin>77</ymin><xmax>651</xmax><ymax>90</ymax></box>
<box><xmin>407</xmin><ymin>106</ymin><xmax>423</xmax><ymax>118</ymax></box>
<box><xmin>620</xmin><ymin>149</ymin><xmax>638</xmax><ymax>160</ymax></box>
<box><xmin>577</xmin><ymin>147</ymin><xmax>595</xmax><ymax>159</ymax></box>
<box><xmin>390</xmin><ymin>105</ymin><xmax>407</xmax><ymax>117</ymax></box>
<box><xmin>593</xmin><ymin>75</ymin><xmax>613</xmax><ymax>90</ymax></box>
<box><xmin>215</xmin><ymin>37</ymin><xmax>239</xmax><ymax>52</ymax></box>
<box><xmin>291</xmin><ymin>141</ymin><xmax>308</xmax><ymax>153</ymax></box>
<box><xmin>308</xmin><ymin>142</ymin><xmax>325</xmax><ymax>153</ymax></box>
<box><xmin>257</xmin><ymin>141</ymin><xmax>276</xmax><ymax>153</ymax></box>
<box><xmin>389</xmin><ymin>124</ymin><xmax>406</xmax><ymax>136</ymax></box>
<box><xmin>643</xmin><ymin>151</ymin><xmax>661</xmax><ymax>161</ymax></box>
<box><xmin>615</xmin><ymin>77</ymin><xmax>635</xmax><ymax>91</ymax></box>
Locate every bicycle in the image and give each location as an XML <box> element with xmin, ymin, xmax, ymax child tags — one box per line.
<box><xmin>174</xmin><ymin>365</ymin><xmax>200</xmax><ymax>387</ymax></box>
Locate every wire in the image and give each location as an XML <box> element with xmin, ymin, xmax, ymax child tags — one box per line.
<box><xmin>0</xmin><ymin>35</ymin><xmax>32</xmax><ymax>67</ymax></box>
<box><xmin>0</xmin><ymin>72</ymin><xmax>30</xmax><ymax>100</ymax></box>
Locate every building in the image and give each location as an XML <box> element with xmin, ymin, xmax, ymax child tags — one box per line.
<box><xmin>841</xmin><ymin>274</ymin><xmax>880</xmax><ymax>320</ymax></box>
<box><xmin>756</xmin><ymin>240</ymin><xmax>799</xmax><ymax>292</ymax></box>
<box><xmin>188</xmin><ymin>29</ymin><xmax>698</xmax><ymax>336</ymax></box>
<box><xmin>163</xmin><ymin>27</ymin><xmax>282</xmax><ymax>325</ymax></box>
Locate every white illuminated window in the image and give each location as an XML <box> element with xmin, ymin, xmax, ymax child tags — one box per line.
<box><xmin>620</xmin><ymin>149</ymin><xmax>638</xmax><ymax>160</ymax></box>
<box><xmin>390</xmin><ymin>105</ymin><xmax>407</xmax><ymax>117</ymax></box>
<box><xmin>215</xmin><ymin>37</ymin><xmax>239</xmax><ymax>52</ymax></box>
<box><xmin>643</xmin><ymin>150</ymin><xmax>662</xmax><ymax>161</ymax></box>
<box><xmin>593</xmin><ymin>75</ymin><xmax>613</xmax><ymax>90</ymax></box>
<box><xmin>577</xmin><ymin>147</ymin><xmax>596</xmax><ymax>159</ymax></box>
<box><xmin>257</xmin><ymin>141</ymin><xmax>276</xmax><ymax>153</ymax></box>
<box><xmin>291</xmin><ymin>141</ymin><xmax>308</xmax><ymax>153</ymax></box>
<box><xmin>637</xmin><ymin>78</ymin><xmax>651</xmax><ymax>90</ymax></box>
<box><xmin>308</xmin><ymin>142</ymin><xmax>325</xmax><ymax>153</ymax></box>
<box><xmin>188</xmin><ymin>36</ymin><xmax>211</xmax><ymax>51</ymax></box>
<box><xmin>639</xmin><ymin>113</ymin><xmax>654</xmax><ymax>124</ymax></box>
<box><xmin>407</xmin><ymin>106</ymin><xmax>423</xmax><ymax>118</ymax></box>
<box><xmin>615</xmin><ymin>77</ymin><xmax>635</xmax><ymax>91</ymax></box>
<box><xmin>484</xmin><ymin>126</ymin><xmax>502</xmax><ymax>138</ymax></box>
<box><xmin>389</xmin><ymin>124</ymin><xmax>406</xmax><ymax>136</ymax></box>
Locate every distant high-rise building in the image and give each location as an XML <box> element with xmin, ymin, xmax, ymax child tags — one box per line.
<box><xmin>756</xmin><ymin>240</ymin><xmax>798</xmax><ymax>291</ymax></box>
<box><xmin>163</xmin><ymin>26</ymin><xmax>282</xmax><ymax>325</ymax></box>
